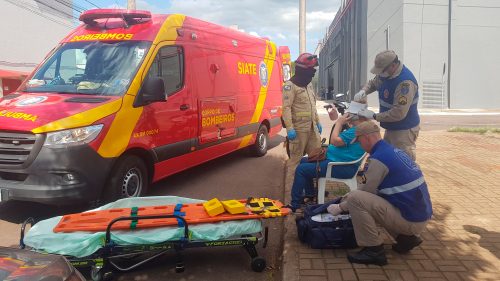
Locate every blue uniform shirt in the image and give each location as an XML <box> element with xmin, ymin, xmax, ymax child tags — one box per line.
<box><xmin>370</xmin><ymin>140</ymin><xmax>433</xmax><ymax>222</ymax></box>
<box><xmin>378</xmin><ymin>65</ymin><xmax>420</xmax><ymax>130</ymax></box>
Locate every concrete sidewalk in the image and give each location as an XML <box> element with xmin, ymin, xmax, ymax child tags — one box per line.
<box><xmin>281</xmin><ymin>130</ymin><xmax>500</xmax><ymax>281</ymax></box>
<box><xmin>316</xmin><ymin>100</ymin><xmax>500</xmax><ymax>116</ymax></box>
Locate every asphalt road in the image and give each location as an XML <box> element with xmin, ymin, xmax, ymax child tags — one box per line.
<box><xmin>0</xmin><ymin>113</ymin><xmax>499</xmax><ymax>280</ymax></box>
<box><xmin>0</xmin><ymin>135</ymin><xmax>288</xmax><ymax>281</ymax></box>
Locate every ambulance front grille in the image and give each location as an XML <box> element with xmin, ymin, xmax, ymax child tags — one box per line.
<box><xmin>0</xmin><ymin>132</ymin><xmax>40</xmax><ymax>168</ymax></box>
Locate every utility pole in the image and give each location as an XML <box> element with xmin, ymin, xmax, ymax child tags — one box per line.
<box><xmin>384</xmin><ymin>25</ymin><xmax>390</xmax><ymax>50</ymax></box>
<box><xmin>299</xmin><ymin>0</ymin><xmax>306</xmax><ymax>54</ymax></box>
<box><xmin>127</xmin><ymin>0</ymin><xmax>136</xmax><ymax>10</ymax></box>
<box><xmin>447</xmin><ymin>0</ymin><xmax>452</xmax><ymax>109</ymax></box>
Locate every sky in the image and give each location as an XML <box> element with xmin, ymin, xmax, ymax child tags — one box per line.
<box><xmin>86</xmin><ymin>0</ymin><xmax>341</xmax><ymax>59</ymax></box>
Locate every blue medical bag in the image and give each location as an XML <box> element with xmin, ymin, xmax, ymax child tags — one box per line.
<box><xmin>295</xmin><ymin>200</ymin><xmax>357</xmax><ymax>249</ymax></box>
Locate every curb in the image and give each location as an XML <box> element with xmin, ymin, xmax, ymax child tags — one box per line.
<box><xmin>282</xmin><ymin>215</ymin><xmax>300</xmax><ymax>281</ymax></box>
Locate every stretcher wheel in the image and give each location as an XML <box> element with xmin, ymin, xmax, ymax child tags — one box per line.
<box><xmin>90</xmin><ymin>266</ymin><xmax>113</xmax><ymax>281</ymax></box>
<box><xmin>175</xmin><ymin>262</ymin><xmax>185</xmax><ymax>273</ymax></box>
<box><xmin>251</xmin><ymin>257</ymin><xmax>266</xmax><ymax>272</ymax></box>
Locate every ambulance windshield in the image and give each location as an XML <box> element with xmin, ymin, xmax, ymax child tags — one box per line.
<box><xmin>22</xmin><ymin>41</ymin><xmax>151</xmax><ymax>96</ymax></box>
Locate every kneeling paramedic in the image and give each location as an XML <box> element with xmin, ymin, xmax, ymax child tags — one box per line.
<box><xmin>327</xmin><ymin>121</ymin><xmax>432</xmax><ymax>265</ymax></box>
<box><xmin>286</xmin><ymin>110</ymin><xmax>366</xmax><ymax>212</ymax></box>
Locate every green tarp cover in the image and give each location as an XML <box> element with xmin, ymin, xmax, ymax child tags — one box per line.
<box><xmin>24</xmin><ymin>196</ymin><xmax>262</xmax><ymax>258</ymax></box>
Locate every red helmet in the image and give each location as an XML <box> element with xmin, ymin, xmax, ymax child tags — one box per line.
<box><xmin>295</xmin><ymin>53</ymin><xmax>318</xmax><ymax>69</ymax></box>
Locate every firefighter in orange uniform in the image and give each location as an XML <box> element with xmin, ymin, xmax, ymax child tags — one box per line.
<box><xmin>282</xmin><ymin>53</ymin><xmax>322</xmax><ymax>193</ymax></box>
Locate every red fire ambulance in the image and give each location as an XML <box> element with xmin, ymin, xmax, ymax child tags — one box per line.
<box><xmin>0</xmin><ymin>9</ymin><xmax>290</xmax><ymax>205</ymax></box>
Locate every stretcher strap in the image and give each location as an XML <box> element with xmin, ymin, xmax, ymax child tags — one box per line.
<box><xmin>130</xmin><ymin>207</ymin><xmax>139</xmax><ymax>229</ymax></box>
<box><xmin>173</xmin><ymin>204</ymin><xmax>185</xmax><ymax>227</ymax></box>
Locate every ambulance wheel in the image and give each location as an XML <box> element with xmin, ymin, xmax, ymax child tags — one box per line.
<box><xmin>250</xmin><ymin>125</ymin><xmax>268</xmax><ymax>157</ymax></box>
<box><xmin>251</xmin><ymin>257</ymin><xmax>266</xmax><ymax>272</ymax></box>
<box><xmin>103</xmin><ymin>155</ymin><xmax>149</xmax><ymax>203</ymax></box>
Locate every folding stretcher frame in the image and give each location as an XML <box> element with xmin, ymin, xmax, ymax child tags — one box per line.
<box><xmin>20</xmin><ymin>214</ymin><xmax>269</xmax><ymax>281</ymax></box>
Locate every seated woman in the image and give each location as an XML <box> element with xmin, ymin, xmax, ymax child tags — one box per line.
<box><xmin>286</xmin><ymin>109</ymin><xmax>367</xmax><ymax>212</ymax></box>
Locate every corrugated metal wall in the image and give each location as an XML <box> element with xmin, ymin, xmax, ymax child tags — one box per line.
<box><xmin>318</xmin><ymin>0</ymin><xmax>367</xmax><ymax>101</ymax></box>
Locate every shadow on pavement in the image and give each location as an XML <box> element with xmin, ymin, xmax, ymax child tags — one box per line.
<box><xmin>463</xmin><ymin>224</ymin><xmax>500</xmax><ymax>260</ymax></box>
<box><xmin>0</xmin><ymin>201</ymin><xmax>86</xmax><ymax>224</ymax></box>
<box><xmin>421</xmin><ymin>202</ymin><xmax>497</xmax><ymax>279</ymax></box>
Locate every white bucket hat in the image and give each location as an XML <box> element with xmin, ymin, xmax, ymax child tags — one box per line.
<box><xmin>347</xmin><ymin>101</ymin><xmax>367</xmax><ymax>115</ymax></box>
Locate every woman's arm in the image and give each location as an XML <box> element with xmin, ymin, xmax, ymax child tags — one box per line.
<box><xmin>329</xmin><ymin>114</ymin><xmax>351</xmax><ymax>147</ymax></box>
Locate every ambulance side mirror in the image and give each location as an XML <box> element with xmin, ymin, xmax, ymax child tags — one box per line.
<box><xmin>140</xmin><ymin>77</ymin><xmax>167</xmax><ymax>104</ymax></box>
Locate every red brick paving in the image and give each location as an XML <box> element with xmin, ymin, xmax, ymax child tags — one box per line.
<box><xmin>283</xmin><ymin>131</ymin><xmax>500</xmax><ymax>281</ymax></box>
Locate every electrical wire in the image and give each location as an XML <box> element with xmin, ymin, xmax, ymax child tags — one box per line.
<box><xmin>4</xmin><ymin>0</ymin><xmax>73</xmax><ymax>28</ymax></box>
<box><xmin>54</xmin><ymin>0</ymin><xmax>85</xmax><ymax>13</ymax></box>
<box><xmin>34</xmin><ymin>0</ymin><xmax>79</xmax><ymax>20</ymax></box>
<box><xmin>80</xmin><ymin>0</ymin><xmax>101</xmax><ymax>9</ymax></box>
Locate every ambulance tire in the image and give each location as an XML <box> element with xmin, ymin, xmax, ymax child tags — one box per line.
<box><xmin>102</xmin><ymin>155</ymin><xmax>149</xmax><ymax>203</ymax></box>
<box><xmin>250</xmin><ymin>125</ymin><xmax>269</xmax><ymax>157</ymax></box>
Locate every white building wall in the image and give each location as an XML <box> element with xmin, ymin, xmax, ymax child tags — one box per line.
<box><xmin>450</xmin><ymin>0</ymin><xmax>500</xmax><ymax>109</ymax></box>
<box><xmin>366</xmin><ymin>0</ymin><xmax>405</xmax><ymax>106</ymax></box>
<box><xmin>0</xmin><ymin>0</ymin><xmax>74</xmax><ymax>72</ymax></box>
<box><xmin>404</xmin><ymin>0</ymin><xmax>448</xmax><ymax>108</ymax></box>
<box><xmin>365</xmin><ymin>0</ymin><xmax>500</xmax><ymax>109</ymax></box>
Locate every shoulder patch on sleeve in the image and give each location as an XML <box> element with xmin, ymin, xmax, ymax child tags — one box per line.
<box><xmin>283</xmin><ymin>85</ymin><xmax>292</xmax><ymax>91</ymax></box>
<box><xmin>398</xmin><ymin>95</ymin><xmax>408</xmax><ymax>105</ymax></box>
<box><xmin>400</xmin><ymin>82</ymin><xmax>410</xmax><ymax>95</ymax></box>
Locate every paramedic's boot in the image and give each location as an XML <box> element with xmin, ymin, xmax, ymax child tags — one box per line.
<box><xmin>347</xmin><ymin>245</ymin><xmax>387</xmax><ymax>266</ymax></box>
<box><xmin>282</xmin><ymin>204</ymin><xmax>303</xmax><ymax>214</ymax></box>
<box><xmin>392</xmin><ymin>234</ymin><xmax>423</xmax><ymax>254</ymax></box>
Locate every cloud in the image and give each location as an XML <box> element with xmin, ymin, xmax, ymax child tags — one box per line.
<box><xmin>102</xmin><ymin>0</ymin><xmax>342</xmax><ymax>58</ymax></box>
<box><xmin>166</xmin><ymin>0</ymin><xmax>341</xmax><ymax>57</ymax></box>
<box><xmin>306</xmin><ymin>11</ymin><xmax>337</xmax><ymax>32</ymax></box>
<box><xmin>248</xmin><ymin>31</ymin><xmax>260</xmax><ymax>37</ymax></box>
<box><xmin>105</xmin><ymin>3</ymin><xmax>124</xmax><ymax>9</ymax></box>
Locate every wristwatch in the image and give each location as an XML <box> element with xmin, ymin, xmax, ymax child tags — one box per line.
<box><xmin>373</xmin><ymin>113</ymin><xmax>376</xmax><ymax>120</ymax></box>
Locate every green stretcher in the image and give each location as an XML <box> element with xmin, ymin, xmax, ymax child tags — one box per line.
<box><xmin>20</xmin><ymin>196</ymin><xmax>269</xmax><ymax>281</ymax></box>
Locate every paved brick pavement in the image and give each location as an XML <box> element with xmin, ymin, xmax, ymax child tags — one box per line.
<box><xmin>282</xmin><ymin>131</ymin><xmax>500</xmax><ymax>281</ymax></box>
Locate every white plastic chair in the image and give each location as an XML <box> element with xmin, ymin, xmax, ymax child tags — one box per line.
<box><xmin>317</xmin><ymin>153</ymin><xmax>367</xmax><ymax>204</ymax></box>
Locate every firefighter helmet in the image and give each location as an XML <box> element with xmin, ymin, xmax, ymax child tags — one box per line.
<box><xmin>295</xmin><ymin>53</ymin><xmax>318</xmax><ymax>69</ymax></box>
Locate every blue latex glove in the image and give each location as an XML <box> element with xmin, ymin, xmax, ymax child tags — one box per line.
<box><xmin>317</xmin><ymin>123</ymin><xmax>322</xmax><ymax>134</ymax></box>
<box><xmin>287</xmin><ymin>129</ymin><xmax>297</xmax><ymax>140</ymax></box>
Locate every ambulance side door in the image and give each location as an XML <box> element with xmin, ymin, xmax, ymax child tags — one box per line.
<box><xmin>139</xmin><ymin>44</ymin><xmax>196</xmax><ymax>160</ymax></box>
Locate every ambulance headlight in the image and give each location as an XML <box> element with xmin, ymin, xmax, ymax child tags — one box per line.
<box><xmin>44</xmin><ymin>124</ymin><xmax>104</xmax><ymax>147</ymax></box>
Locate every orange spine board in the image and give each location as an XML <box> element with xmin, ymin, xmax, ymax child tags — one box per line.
<box><xmin>53</xmin><ymin>199</ymin><xmax>290</xmax><ymax>233</ymax></box>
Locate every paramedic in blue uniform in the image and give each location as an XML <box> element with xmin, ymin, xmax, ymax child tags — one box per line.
<box><xmin>327</xmin><ymin>121</ymin><xmax>433</xmax><ymax>266</ymax></box>
<box><xmin>353</xmin><ymin>50</ymin><xmax>420</xmax><ymax>161</ymax></box>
